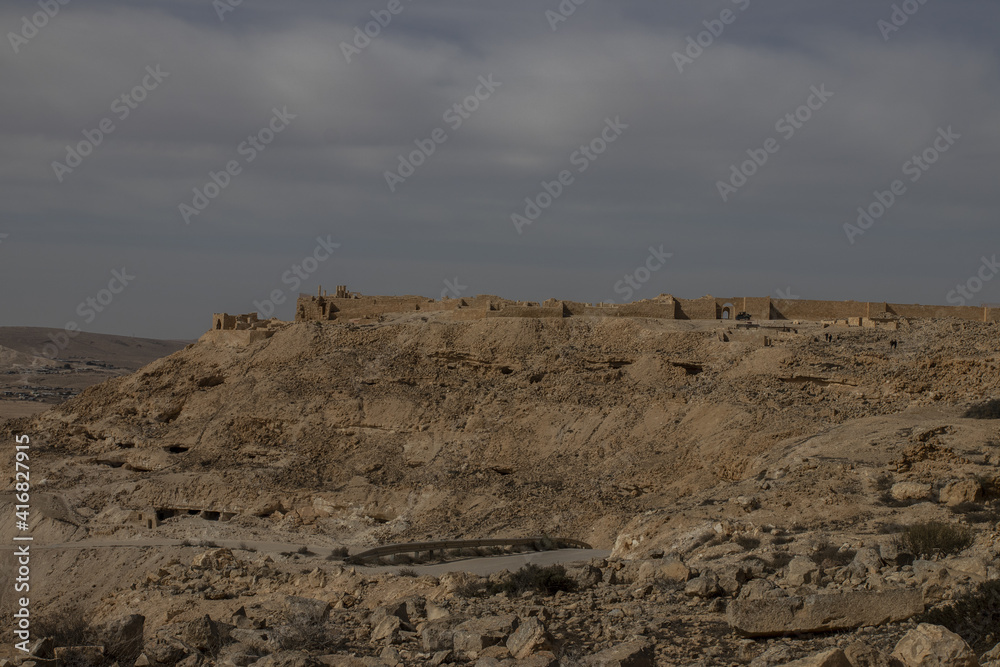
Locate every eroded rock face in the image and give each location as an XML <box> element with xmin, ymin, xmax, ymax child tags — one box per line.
<box><xmin>727</xmin><ymin>589</ymin><xmax>924</xmax><ymax>637</ymax></box>
<box><xmin>891</xmin><ymin>623</ymin><xmax>978</xmax><ymax>667</ymax></box>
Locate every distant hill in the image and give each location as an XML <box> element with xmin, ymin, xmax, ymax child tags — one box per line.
<box><xmin>0</xmin><ymin>327</ymin><xmax>189</xmax><ymax>370</ymax></box>
<box><xmin>0</xmin><ymin>327</ymin><xmax>189</xmax><ymax>419</ymax></box>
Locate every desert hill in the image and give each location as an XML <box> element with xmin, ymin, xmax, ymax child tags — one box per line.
<box><xmin>0</xmin><ymin>327</ymin><xmax>188</xmax><ymax>419</ymax></box>
<box><xmin>4</xmin><ymin>313</ymin><xmax>1000</xmax><ymax>664</ymax></box>
<box><xmin>8</xmin><ymin>314</ymin><xmax>999</xmax><ymax>549</ymax></box>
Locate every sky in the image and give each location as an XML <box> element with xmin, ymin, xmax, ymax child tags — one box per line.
<box><xmin>1</xmin><ymin>0</ymin><xmax>998</xmax><ymax>340</ymax></box>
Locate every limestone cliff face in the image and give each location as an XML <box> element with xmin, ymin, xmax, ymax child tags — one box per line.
<box><xmin>13</xmin><ymin>314</ymin><xmax>1000</xmax><ymax>548</ymax></box>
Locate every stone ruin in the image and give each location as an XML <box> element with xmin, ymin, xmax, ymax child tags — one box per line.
<box><xmin>208</xmin><ymin>286</ymin><xmax>1000</xmax><ymax>337</ymax></box>
<box><xmin>289</xmin><ymin>285</ymin><xmax>1000</xmax><ymax>325</ymax></box>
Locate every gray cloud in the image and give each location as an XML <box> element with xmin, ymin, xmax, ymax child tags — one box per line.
<box><xmin>1</xmin><ymin>0</ymin><xmax>998</xmax><ymax>337</ymax></box>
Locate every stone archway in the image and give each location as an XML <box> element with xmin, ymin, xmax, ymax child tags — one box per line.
<box><xmin>721</xmin><ymin>303</ymin><xmax>735</xmax><ymax>320</ymax></box>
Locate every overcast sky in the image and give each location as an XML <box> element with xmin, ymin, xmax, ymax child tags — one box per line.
<box><xmin>1</xmin><ymin>0</ymin><xmax>998</xmax><ymax>339</ymax></box>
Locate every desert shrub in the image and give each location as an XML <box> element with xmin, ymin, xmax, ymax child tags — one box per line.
<box><xmin>180</xmin><ymin>539</ymin><xmax>194</xmax><ymax>547</ymax></box>
<box><xmin>397</xmin><ymin>567</ymin><xmax>418</xmax><ymax>577</ymax></box>
<box><xmin>278</xmin><ymin>621</ymin><xmax>344</xmax><ymax>653</ymax></box>
<box><xmin>344</xmin><ymin>555</ymin><xmax>365</xmax><ymax>565</ymax></box>
<box><xmin>921</xmin><ymin>580</ymin><xmax>1000</xmax><ymax>652</ymax></box>
<box><xmin>198</xmin><ymin>540</ymin><xmax>219</xmax><ymax>548</ymax></box>
<box><xmin>894</xmin><ymin>521</ymin><xmax>973</xmax><ymax>557</ymax></box>
<box><xmin>964</xmin><ymin>399</ymin><xmax>1000</xmax><ymax>419</ymax></box>
<box><xmin>327</xmin><ymin>546</ymin><xmax>349</xmax><ymax>560</ymax></box>
<box><xmin>454</xmin><ymin>579</ymin><xmax>488</xmax><ymax>598</ymax></box>
<box><xmin>491</xmin><ymin>564</ymin><xmax>576</xmax><ymax>597</ymax></box>
<box><xmin>34</xmin><ymin>612</ymin><xmax>96</xmax><ymax>649</ymax></box>
<box><xmin>295</xmin><ymin>545</ymin><xmax>313</xmax><ymax>555</ymax></box>
<box><xmin>33</xmin><ymin>608</ymin><xmax>142</xmax><ymax>666</ymax></box>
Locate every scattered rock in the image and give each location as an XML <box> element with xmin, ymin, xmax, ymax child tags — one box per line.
<box><xmin>452</xmin><ymin>615</ymin><xmax>518</xmax><ymax>656</ymax></box>
<box><xmin>581</xmin><ymin>639</ymin><xmax>656</xmax><ymax>666</ymax></box>
<box><xmin>787</xmin><ymin>556</ymin><xmax>821</xmax><ymax>586</ymax></box>
<box><xmin>727</xmin><ymin>589</ymin><xmax>924</xmax><ymax>637</ymax></box>
<box><xmin>783</xmin><ymin>648</ymin><xmax>853</xmax><ymax>667</ymax></box>
<box><xmin>891</xmin><ymin>623</ymin><xmax>978</xmax><ymax>667</ymax></box>
<box><xmin>684</xmin><ymin>571</ymin><xmax>722</xmax><ymax>598</ymax></box>
<box><xmin>891</xmin><ymin>482</ymin><xmax>933</xmax><ymax>502</ymax></box>
<box><xmin>505</xmin><ymin>617</ymin><xmax>553</xmax><ymax>659</ymax></box>
<box><xmin>939</xmin><ymin>480</ymin><xmax>983</xmax><ymax>506</ymax></box>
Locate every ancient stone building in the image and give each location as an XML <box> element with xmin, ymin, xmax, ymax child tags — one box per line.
<box><xmin>289</xmin><ymin>286</ymin><xmax>1000</xmax><ymax>324</ymax></box>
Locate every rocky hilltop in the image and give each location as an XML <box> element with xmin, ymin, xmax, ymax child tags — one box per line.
<box><xmin>3</xmin><ymin>312</ymin><xmax>1000</xmax><ymax>665</ymax></box>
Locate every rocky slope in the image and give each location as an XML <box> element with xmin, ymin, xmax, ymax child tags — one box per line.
<box><xmin>2</xmin><ymin>313</ymin><xmax>1000</xmax><ymax>665</ymax></box>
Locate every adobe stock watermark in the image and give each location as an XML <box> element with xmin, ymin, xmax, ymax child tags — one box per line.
<box><xmin>384</xmin><ymin>74</ymin><xmax>501</xmax><ymax>193</ymax></box>
<box><xmin>213</xmin><ymin>0</ymin><xmax>244</xmax><ymax>22</ymax></box>
<box><xmin>844</xmin><ymin>126</ymin><xmax>960</xmax><ymax>245</ymax></box>
<box><xmin>253</xmin><ymin>236</ymin><xmax>340</xmax><ymax>318</ymax></box>
<box><xmin>775</xmin><ymin>287</ymin><xmax>801</xmax><ymax>300</ymax></box>
<box><xmin>340</xmin><ymin>0</ymin><xmax>415</xmax><ymax>63</ymax></box>
<box><xmin>7</xmin><ymin>0</ymin><xmax>71</xmax><ymax>55</ymax></box>
<box><xmin>440</xmin><ymin>277</ymin><xmax>468</xmax><ymax>300</ymax></box>
<box><xmin>52</xmin><ymin>65</ymin><xmax>170</xmax><ymax>183</ymax></box>
<box><xmin>0</xmin><ymin>232</ymin><xmax>8</xmax><ymax>247</ymax></box>
<box><xmin>545</xmin><ymin>0</ymin><xmax>588</xmax><ymax>32</ymax></box>
<box><xmin>511</xmin><ymin>116</ymin><xmax>629</xmax><ymax>235</ymax></box>
<box><xmin>946</xmin><ymin>255</ymin><xmax>999</xmax><ymax>306</ymax></box>
<box><xmin>878</xmin><ymin>0</ymin><xmax>931</xmax><ymax>41</ymax></box>
<box><xmin>608</xmin><ymin>245</ymin><xmax>673</xmax><ymax>302</ymax></box>
<box><xmin>672</xmin><ymin>0</ymin><xmax>751</xmax><ymax>74</ymax></box>
<box><xmin>32</xmin><ymin>268</ymin><xmax>135</xmax><ymax>359</ymax></box>
<box><xmin>179</xmin><ymin>107</ymin><xmax>296</xmax><ymax>225</ymax></box>
<box><xmin>717</xmin><ymin>84</ymin><xmax>833</xmax><ymax>202</ymax></box>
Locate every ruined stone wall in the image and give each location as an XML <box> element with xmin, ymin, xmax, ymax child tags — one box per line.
<box><xmin>887</xmin><ymin>302</ymin><xmax>989</xmax><ymax>321</ymax></box>
<box><xmin>772</xmin><ymin>299</ymin><xmax>869</xmax><ymax>320</ymax></box>
<box><xmin>286</xmin><ymin>291</ymin><xmax>1000</xmax><ymax>325</ymax></box>
<box><xmin>676</xmin><ymin>297</ymin><xmax>718</xmax><ymax>320</ymax></box>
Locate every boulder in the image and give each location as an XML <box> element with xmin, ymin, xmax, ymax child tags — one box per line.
<box><xmin>981</xmin><ymin>643</ymin><xmax>1000</xmax><ymax>664</ymax></box>
<box><xmin>891</xmin><ymin>482</ymin><xmax>933</xmax><ymax>502</ymax></box>
<box><xmin>182</xmin><ymin>615</ymin><xmax>221</xmax><ymax>653</ymax></box>
<box><xmin>939</xmin><ymin>480</ymin><xmax>983</xmax><ymax>506</ymax></box>
<box><xmin>844</xmin><ymin>641</ymin><xmax>904</xmax><ymax>667</ymax></box>
<box><xmin>284</xmin><ymin>596</ymin><xmax>330</xmax><ymax>626</ymax></box>
<box><xmin>783</xmin><ymin>648</ymin><xmax>852</xmax><ymax>667</ymax></box>
<box><xmin>420</xmin><ymin>619</ymin><xmax>456</xmax><ymax>652</ymax></box>
<box><xmin>566</xmin><ymin>564</ymin><xmax>603</xmax><ymax>588</ymax></box>
<box><xmin>892</xmin><ymin>623</ymin><xmax>978</xmax><ymax>666</ymax></box>
<box><xmin>727</xmin><ymin>589</ymin><xmax>924</xmax><ymax>637</ymax></box>
<box><xmin>229</xmin><ymin>629</ymin><xmax>283</xmax><ymax>654</ymax></box>
<box><xmin>636</xmin><ymin>554</ymin><xmax>691</xmax><ymax>584</ymax></box>
<box><xmin>684</xmin><ymin>571</ymin><xmax>722</xmax><ymax>598</ymax></box>
<box><xmin>786</xmin><ymin>556</ymin><xmax>821</xmax><ymax>586</ymax></box>
<box><xmin>581</xmin><ymin>639</ymin><xmax>655</xmax><ymax>666</ymax></box>
<box><xmin>370</xmin><ymin>616</ymin><xmax>401</xmax><ymax>644</ymax></box>
<box><xmin>453</xmin><ymin>615</ymin><xmax>518</xmax><ymax>655</ymax></box>
<box><xmin>192</xmin><ymin>548</ymin><xmax>236</xmax><ymax>570</ymax></box>
<box><xmin>505</xmin><ymin>617</ymin><xmax>553</xmax><ymax>659</ymax></box>
<box><xmin>103</xmin><ymin>614</ymin><xmax>145</xmax><ymax>659</ymax></box>
<box><xmin>739</xmin><ymin>578</ymin><xmax>786</xmax><ymax>600</ymax></box>
<box><xmin>850</xmin><ymin>547</ymin><xmax>885</xmax><ymax>577</ymax></box>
